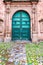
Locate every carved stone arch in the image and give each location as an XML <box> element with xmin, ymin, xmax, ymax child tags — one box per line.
<box><xmin>11</xmin><ymin>9</ymin><xmax>31</xmax><ymax>20</ymax></box>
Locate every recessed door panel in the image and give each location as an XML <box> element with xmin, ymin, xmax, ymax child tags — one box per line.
<box><xmin>12</xmin><ymin>11</ymin><xmax>31</xmax><ymax>41</ymax></box>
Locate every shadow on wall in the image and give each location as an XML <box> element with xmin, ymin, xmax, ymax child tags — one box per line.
<box><xmin>39</xmin><ymin>19</ymin><xmax>43</xmax><ymax>42</ymax></box>
<box><xmin>0</xmin><ymin>19</ymin><xmax>4</xmax><ymax>42</ymax></box>
<box><xmin>39</xmin><ymin>19</ymin><xmax>43</xmax><ymax>22</ymax></box>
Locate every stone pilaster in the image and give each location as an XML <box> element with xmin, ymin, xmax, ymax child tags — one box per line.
<box><xmin>4</xmin><ymin>2</ymin><xmax>11</xmax><ymax>42</ymax></box>
<box><xmin>32</xmin><ymin>2</ymin><xmax>38</xmax><ymax>42</ymax></box>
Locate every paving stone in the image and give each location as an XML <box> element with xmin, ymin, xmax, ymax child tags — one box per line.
<box><xmin>8</xmin><ymin>58</ymin><xmax>14</xmax><ymax>62</ymax></box>
<box><xmin>8</xmin><ymin>42</ymin><xmax>27</xmax><ymax>65</ymax></box>
<box><xmin>0</xmin><ymin>38</ymin><xmax>3</xmax><ymax>42</ymax></box>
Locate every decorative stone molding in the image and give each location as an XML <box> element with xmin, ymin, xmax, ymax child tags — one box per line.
<box><xmin>32</xmin><ymin>3</ymin><xmax>36</xmax><ymax>32</ymax></box>
<box><xmin>10</xmin><ymin>2</ymin><xmax>32</xmax><ymax>7</ymax></box>
<box><xmin>5</xmin><ymin>2</ymin><xmax>11</xmax><ymax>36</ymax></box>
<box><xmin>32</xmin><ymin>3</ymin><xmax>38</xmax><ymax>42</ymax></box>
<box><xmin>5</xmin><ymin>2</ymin><xmax>11</xmax><ymax>13</ymax></box>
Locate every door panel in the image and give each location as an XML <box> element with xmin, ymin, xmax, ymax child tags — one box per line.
<box><xmin>12</xmin><ymin>18</ymin><xmax>20</xmax><ymax>21</ymax></box>
<box><xmin>14</xmin><ymin>12</ymin><xmax>20</xmax><ymax>17</ymax></box>
<box><xmin>12</xmin><ymin>11</ymin><xmax>31</xmax><ymax>41</ymax></box>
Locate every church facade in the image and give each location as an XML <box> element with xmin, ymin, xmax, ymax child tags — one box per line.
<box><xmin>0</xmin><ymin>0</ymin><xmax>43</xmax><ymax>42</ymax></box>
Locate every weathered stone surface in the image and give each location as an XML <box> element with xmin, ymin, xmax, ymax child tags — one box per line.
<box><xmin>8</xmin><ymin>43</ymin><xmax>27</xmax><ymax>65</ymax></box>
<box><xmin>0</xmin><ymin>38</ymin><xmax>3</xmax><ymax>42</ymax></box>
<box><xmin>4</xmin><ymin>37</ymin><xmax>11</xmax><ymax>42</ymax></box>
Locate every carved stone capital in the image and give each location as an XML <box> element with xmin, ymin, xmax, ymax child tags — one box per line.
<box><xmin>32</xmin><ymin>3</ymin><xmax>36</xmax><ymax>13</ymax></box>
<box><xmin>5</xmin><ymin>3</ymin><xmax>11</xmax><ymax>13</ymax></box>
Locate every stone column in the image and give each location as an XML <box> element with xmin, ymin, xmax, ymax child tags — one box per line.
<box><xmin>4</xmin><ymin>2</ymin><xmax>11</xmax><ymax>42</ymax></box>
<box><xmin>32</xmin><ymin>2</ymin><xmax>38</xmax><ymax>42</ymax></box>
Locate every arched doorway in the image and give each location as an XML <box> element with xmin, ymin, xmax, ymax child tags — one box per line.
<box><xmin>12</xmin><ymin>10</ymin><xmax>31</xmax><ymax>41</ymax></box>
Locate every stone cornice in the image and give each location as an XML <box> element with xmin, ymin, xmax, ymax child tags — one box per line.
<box><xmin>3</xmin><ymin>0</ymin><xmax>39</xmax><ymax>3</ymax></box>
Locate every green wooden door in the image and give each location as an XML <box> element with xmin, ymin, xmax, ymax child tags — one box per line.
<box><xmin>12</xmin><ymin>11</ymin><xmax>31</xmax><ymax>41</ymax></box>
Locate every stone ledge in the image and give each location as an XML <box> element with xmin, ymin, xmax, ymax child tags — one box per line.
<box><xmin>32</xmin><ymin>33</ymin><xmax>38</xmax><ymax>42</ymax></box>
<box><xmin>4</xmin><ymin>37</ymin><xmax>11</xmax><ymax>42</ymax></box>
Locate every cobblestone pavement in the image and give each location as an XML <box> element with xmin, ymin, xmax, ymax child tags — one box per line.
<box><xmin>7</xmin><ymin>41</ymin><xmax>43</xmax><ymax>65</ymax></box>
<box><xmin>8</xmin><ymin>41</ymin><xmax>28</xmax><ymax>65</ymax></box>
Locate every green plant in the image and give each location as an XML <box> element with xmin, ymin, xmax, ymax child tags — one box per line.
<box><xmin>25</xmin><ymin>42</ymin><xmax>43</xmax><ymax>65</ymax></box>
<box><xmin>0</xmin><ymin>42</ymin><xmax>11</xmax><ymax>65</ymax></box>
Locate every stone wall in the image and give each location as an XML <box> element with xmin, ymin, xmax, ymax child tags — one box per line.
<box><xmin>37</xmin><ymin>2</ymin><xmax>43</xmax><ymax>41</ymax></box>
<box><xmin>0</xmin><ymin>0</ymin><xmax>43</xmax><ymax>42</ymax></box>
<box><xmin>0</xmin><ymin>0</ymin><xmax>5</xmax><ymax>41</ymax></box>
<box><xmin>4</xmin><ymin>2</ymin><xmax>38</xmax><ymax>42</ymax></box>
